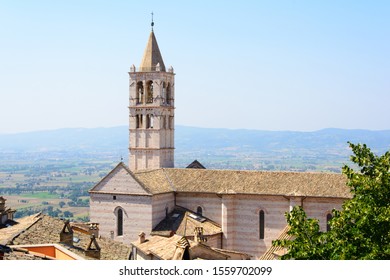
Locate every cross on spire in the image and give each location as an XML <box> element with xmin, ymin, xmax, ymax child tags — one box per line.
<box><xmin>151</xmin><ymin>12</ymin><xmax>154</xmax><ymax>31</ymax></box>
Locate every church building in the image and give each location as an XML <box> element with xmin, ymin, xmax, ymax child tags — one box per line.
<box><xmin>89</xmin><ymin>23</ymin><xmax>351</xmax><ymax>259</ymax></box>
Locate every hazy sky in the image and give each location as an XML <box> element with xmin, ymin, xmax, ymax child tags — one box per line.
<box><xmin>1</xmin><ymin>0</ymin><xmax>389</xmax><ymax>134</ymax></box>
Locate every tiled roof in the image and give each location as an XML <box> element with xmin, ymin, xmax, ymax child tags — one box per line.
<box><xmin>7</xmin><ymin>214</ymin><xmax>131</xmax><ymax>260</ymax></box>
<box><xmin>259</xmin><ymin>225</ymin><xmax>292</xmax><ymax>260</ymax></box>
<box><xmin>132</xmin><ymin>234</ymin><xmax>229</xmax><ymax>260</ymax></box>
<box><xmin>3</xmin><ymin>244</ymin><xmax>85</xmax><ymax>260</ymax></box>
<box><xmin>133</xmin><ymin>235</ymin><xmax>181</xmax><ymax>260</ymax></box>
<box><xmin>186</xmin><ymin>160</ymin><xmax>206</xmax><ymax>169</ymax></box>
<box><xmin>134</xmin><ymin>168</ymin><xmax>175</xmax><ymax>194</ymax></box>
<box><xmin>132</xmin><ymin>234</ymin><xmax>251</xmax><ymax>260</ymax></box>
<box><xmin>212</xmin><ymin>248</ymin><xmax>252</xmax><ymax>260</ymax></box>
<box><xmin>3</xmin><ymin>246</ymin><xmax>55</xmax><ymax>260</ymax></box>
<box><xmin>0</xmin><ymin>213</ymin><xmax>41</xmax><ymax>245</ymax></box>
<box><xmin>134</xmin><ymin>168</ymin><xmax>351</xmax><ymax>198</ymax></box>
<box><xmin>151</xmin><ymin>206</ymin><xmax>221</xmax><ymax>237</ymax></box>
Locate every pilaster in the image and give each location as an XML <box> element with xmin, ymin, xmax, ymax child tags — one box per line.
<box><xmin>221</xmin><ymin>195</ymin><xmax>235</xmax><ymax>250</ymax></box>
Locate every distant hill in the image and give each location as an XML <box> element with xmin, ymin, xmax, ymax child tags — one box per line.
<box><xmin>1</xmin><ymin>126</ymin><xmax>389</xmax><ymax>171</ymax></box>
<box><xmin>175</xmin><ymin>126</ymin><xmax>390</xmax><ymax>171</ymax></box>
<box><xmin>176</xmin><ymin>126</ymin><xmax>390</xmax><ymax>152</ymax></box>
<box><xmin>0</xmin><ymin>126</ymin><xmax>127</xmax><ymax>153</ymax></box>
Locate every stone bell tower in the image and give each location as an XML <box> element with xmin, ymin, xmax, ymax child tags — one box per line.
<box><xmin>128</xmin><ymin>21</ymin><xmax>175</xmax><ymax>171</ymax></box>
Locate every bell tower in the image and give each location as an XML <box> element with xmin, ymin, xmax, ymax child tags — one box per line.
<box><xmin>128</xmin><ymin>20</ymin><xmax>175</xmax><ymax>171</ymax></box>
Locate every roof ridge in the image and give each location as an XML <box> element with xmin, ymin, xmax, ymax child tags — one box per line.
<box><xmin>136</xmin><ymin>167</ymin><xmax>343</xmax><ymax>176</ymax></box>
<box><xmin>169</xmin><ymin>167</ymin><xmax>344</xmax><ymax>175</ymax></box>
<box><xmin>134</xmin><ymin>168</ymin><xmax>162</xmax><ymax>174</ymax></box>
<box><xmin>8</xmin><ymin>213</ymin><xmax>43</xmax><ymax>244</ymax></box>
<box><xmin>179</xmin><ymin>206</ymin><xmax>222</xmax><ymax>229</ymax></box>
<box><xmin>119</xmin><ymin>163</ymin><xmax>154</xmax><ymax>194</ymax></box>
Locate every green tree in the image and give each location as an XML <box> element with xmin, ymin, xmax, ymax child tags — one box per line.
<box><xmin>59</xmin><ymin>201</ymin><xmax>65</xmax><ymax>208</ymax></box>
<box><xmin>63</xmin><ymin>211</ymin><xmax>73</xmax><ymax>218</ymax></box>
<box><xmin>274</xmin><ymin>143</ymin><xmax>390</xmax><ymax>259</ymax></box>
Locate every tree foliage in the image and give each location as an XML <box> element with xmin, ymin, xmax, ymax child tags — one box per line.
<box><xmin>274</xmin><ymin>142</ymin><xmax>390</xmax><ymax>259</ymax></box>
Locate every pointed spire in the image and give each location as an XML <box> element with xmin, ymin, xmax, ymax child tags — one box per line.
<box><xmin>139</xmin><ymin>21</ymin><xmax>166</xmax><ymax>72</ymax></box>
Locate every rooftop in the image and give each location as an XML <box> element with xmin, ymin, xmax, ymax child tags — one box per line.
<box><xmin>132</xmin><ymin>234</ymin><xmax>250</xmax><ymax>260</ymax></box>
<box><xmin>90</xmin><ymin>162</ymin><xmax>351</xmax><ymax>198</ymax></box>
<box><xmin>151</xmin><ymin>206</ymin><xmax>222</xmax><ymax>237</ymax></box>
<box><xmin>1</xmin><ymin>213</ymin><xmax>131</xmax><ymax>260</ymax></box>
<box><xmin>0</xmin><ymin>213</ymin><xmax>40</xmax><ymax>245</ymax></box>
<box><xmin>134</xmin><ymin>167</ymin><xmax>351</xmax><ymax>198</ymax></box>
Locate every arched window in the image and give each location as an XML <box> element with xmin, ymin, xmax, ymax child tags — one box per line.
<box><xmin>137</xmin><ymin>114</ymin><xmax>143</xmax><ymax>128</ymax></box>
<box><xmin>136</xmin><ymin>82</ymin><xmax>144</xmax><ymax>104</ymax></box>
<box><xmin>146</xmin><ymin>114</ymin><xmax>154</xmax><ymax>129</ymax></box>
<box><xmin>166</xmin><ymin>83</ymin><xmax>171</xmax><ymax>105</ymax></box>
<box><xmin>197</xmin><ymin>206</ymin><xmax>203</xmax><ymax>216</ymax></box>
<box><xmin>150</xmin><ymin>114</ymin><xmax>154</xmax><ymax>128</ymax></box>
<box><xmin>117</xmin><ymin>208</ymin><xmax>123</xmax><ymax>236</ymax></box>
<box><xmin>259</xmin><ymin>210</ymin><xmax>265</xmax><ymax>240</ymax></box>
<box><xmin>162</xmin><ymin>82</ymin><xmax>166</xmax><ymax>103</ymax></box>
<box><xmin>135</xmin><ymin>114</ymin><xmax>143</xmax><ymax>129</ymax></box>
<box><xmin>326</xmin><ymin>213</ymin><xmax>333</xmax><ymax>232</ymax></box>
<box><xmin>146</xmin><ymin>81</ymin><xmax>153</xmax><ymax>103</ymax></box>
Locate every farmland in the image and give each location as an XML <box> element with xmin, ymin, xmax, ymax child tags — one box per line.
<box><xmin>0</xmin><ymin>154</ymin><xmax>116</xmax><ymax>222</ymax></box>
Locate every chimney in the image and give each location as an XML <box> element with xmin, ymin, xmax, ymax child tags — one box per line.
<box><xmin>0</xmin><ymin>244</ymin><xmax>12</xmax><ymax>260</ymax></box>
<box><xmin>60</xmin><ymin>220</ymin><xmax>73</xmax><ymax>246</ymax></box>
<box><xmin>194</xmin><ymin>227</ymin><xmax>207</xmax><ymax>244</ymax></box>
<box><xmin>138</xmin><ymin>232</ymin><xmax>146</xmax><ymax>244</ymax></box>
<box><xmin>173</xmin><ymin>237</ymin><xmax>190</xmax><ymax>260</ymax></box>
<box><xmin>0</xmin><ymin>197</ymin><xmax>6</xmax><ymax>212</ymax></box>
<box><xmin>88</xmin><ymin>223</ymin><xmax>99</xmax><ymax>237</ymax></box>
<box><xmin>85</xmin><ymin>234</ymin><xmax>101</xmax><ymax>259</ymax></box>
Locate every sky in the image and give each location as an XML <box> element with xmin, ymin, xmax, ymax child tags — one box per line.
<box><xmin>0</xmin><ymin>0</ymin><xmax>389</xmax><ymax>134</ymax></box>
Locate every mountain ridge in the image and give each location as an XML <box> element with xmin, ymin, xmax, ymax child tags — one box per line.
<box><xmin>1</xmin><ymin>125</ymin><xmax>389</xmax><ymax>171</ymax></box>
<box><xmin>0</xmin><ymin>125</ymin><xmax>389</xmax><ymax>152</ymax></box>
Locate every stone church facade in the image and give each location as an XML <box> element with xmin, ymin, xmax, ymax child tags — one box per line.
<box><xmin>89</xmin><ymin>25</ymin><xmax>351</xmax><ymax>259</ymax></box>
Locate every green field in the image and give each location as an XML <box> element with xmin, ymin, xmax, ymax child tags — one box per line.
<box><xmin>0</xmin><ymin>158</ymin><xmax>115</xmax><ymax>222</ymax></box>
<box><xmin>19</xmin><ymin>192</ymin><xmax>61</xmax><ymax>199</ymax></box>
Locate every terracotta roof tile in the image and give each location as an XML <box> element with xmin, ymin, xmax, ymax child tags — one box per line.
<box><xmin>0</xmin><ymin>213</ymin><xmax>41</xmax><ymax>244</ymax></box>
<box><xmin>133</xmin><ymin>235</ymin><xmax>180</xmax><ymax>260</ymax></box>
<box><xmin>132</xmin><ymin>234</ymin><xmax>250</xmax><ymax>260</ymax></box>
<box><xmin>133</xmin><ymin>168</ymin><xmax>174</xmax><ymax>194</ymax></box>
<box><xmin>8</xmin><ymin>214</ymin><xmax>131</xmax><ymax>260</ymax></box>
